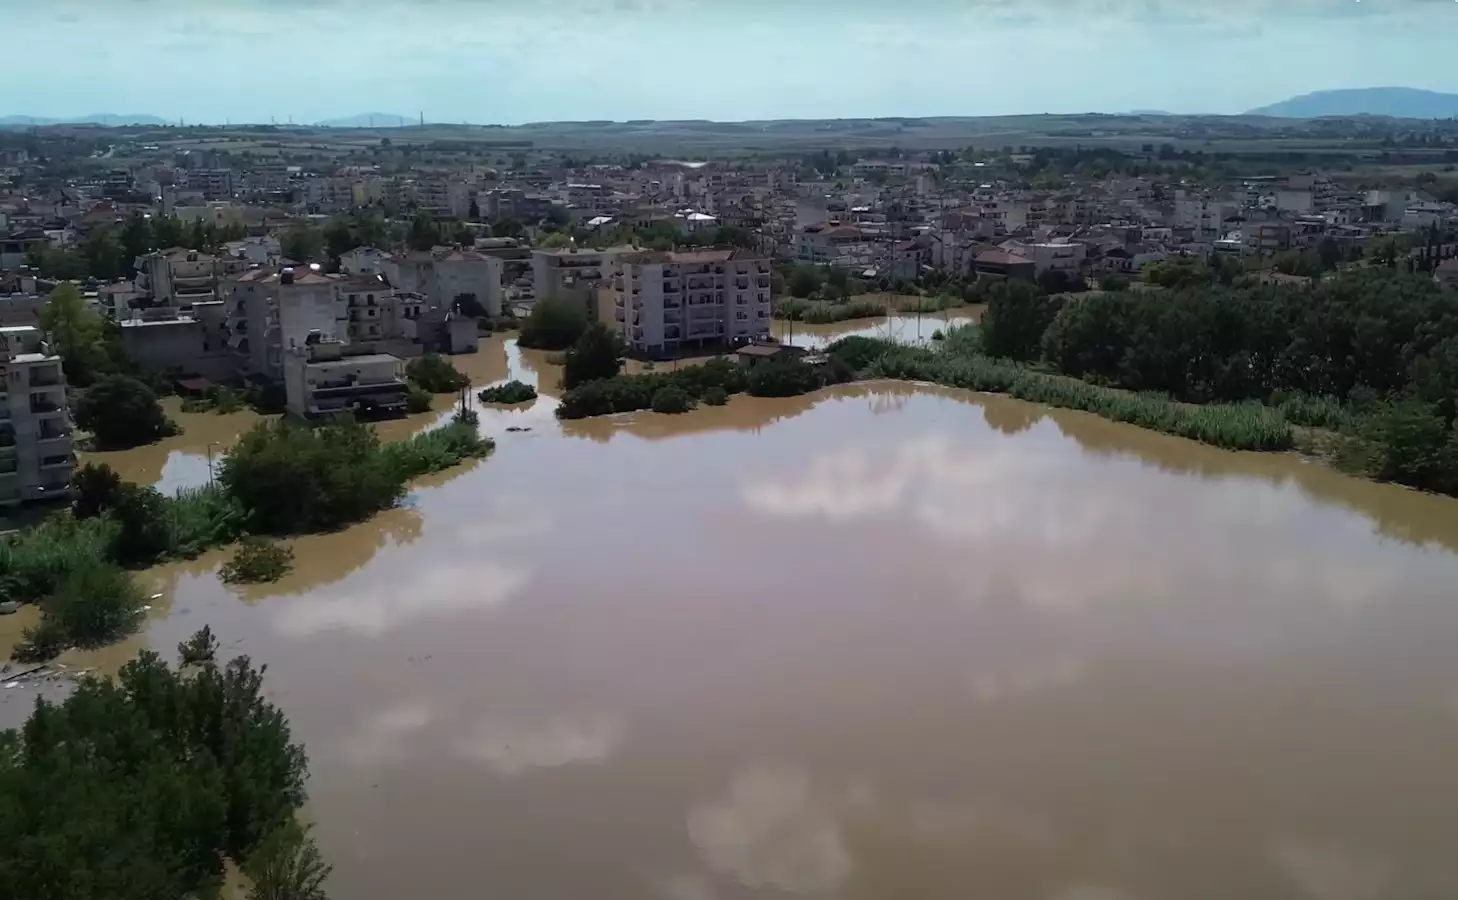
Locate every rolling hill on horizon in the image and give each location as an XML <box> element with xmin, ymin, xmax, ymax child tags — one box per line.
<box><xmin>1247</xmin><ymin>87</ymin><xmax>1458</xmax><ymax>119</ymax></box>
<box><xmin>0</xmin><ymin>113</ymin><xmax>171</xmax><ymax>127</ymax></box>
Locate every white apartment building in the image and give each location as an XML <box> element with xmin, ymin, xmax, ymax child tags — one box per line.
<box><xmin>384</xmin><ymin>249</ymin><xmax>505</xmax><ymax>316</ymax></box>
<box><xmin>283</xmin><ymin>338</ymin><xmax>409</xmax><ymax>419</ymax></box>
<box><xmin>598</xmin><ymin>248</ymin><xmax>772</xmax><ymax>358</ymax></box>
<box><xmin>136</xmin><ymin>247</ymin><xmax>222</xmax><ymax>307</ymax></box>
<box><xmin>0</xmin><ymin>326</ymin><xmax>73</xmax><ymax>505</ymax></box>
<box><xmin>531</xmin><ymin>245</ymin><xmax>636</xmax><ymax>309</ymax></box>
<box><xmin>227</xmin><ymin>265</ymin><xmax>346</xmax><ymax>381</ymax></box>
<box><xmin>1174</xmin><ymin>194</ymin><xmax>1239</xmax><ymax>241</ymax></box>
<box><xmin>795</xmin><ymin>223</ymin><xmax>877</xmax><ymax>268</ymax></box>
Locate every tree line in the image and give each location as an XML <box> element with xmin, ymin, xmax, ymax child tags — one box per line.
<box><xmin>26</xmin><ymin>211</ymin><xmax>249</xmax><ymax>282</ymax></box>
<box><xmin>979</xmin><ymin>269</ymin><xmax>1458</xmax><ymax>494</ymax></box>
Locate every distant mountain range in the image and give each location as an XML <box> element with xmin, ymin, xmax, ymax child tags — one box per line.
<box><xmin>313</xmin><ymin>113</ymin><xmax>414</xmax><ymax>128</ymax></box>
<box><xmin>0</xmin><ymin>114</ymin><xmax>171</xmax><ymax>127</ymax></box>
<box><xmin>1247</xmin><ymin>87</ymin><xmax>1458</xmax><ymax>119</ymax></box>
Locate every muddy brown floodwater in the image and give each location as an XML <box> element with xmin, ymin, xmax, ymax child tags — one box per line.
<box><xmin>16</xmin><ymin>330</ymin><xmax>1458</xmax><ymax>900</ymax></box>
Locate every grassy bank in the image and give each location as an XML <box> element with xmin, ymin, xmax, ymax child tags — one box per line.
<box><xmin>3</xmin><ymin>417</ymin><xmax>492</xmax><ymax>661</ymax></box>
<box><xmin>865</xmin><ymin>342</ymin><xmax>1294</xmax><ymax>451</ymax></box>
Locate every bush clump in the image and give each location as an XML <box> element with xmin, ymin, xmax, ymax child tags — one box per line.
<box><xmin>405</xmin><ymin>386</ymin><xmax>433</xmax><ymax>413</ymax></box>
<box><xmin>76</xmin><ymin>374</ymin><xmax>179</xmax><ymax>450</ymax></box>
<box><xmin>517</xmin><ymin>296</ymin><xmax>589</xmax><ymax>350</ymax></box>
<box><xmin>556</xmin><ymin>358</ymin><xmax>747</xmax><ymax>420</ymax></box>
<box><xmin>405</xmin><ymin>353</ymin><xmax>470</xmax><ymax>393</ymax></box>
<box><xmin>747</xmin><ymin>359</ymin><xmax>825</xmax><ymax>398</ymax></box>
<box><xmin>220</xmin><ymin>538</ymin><xmax>295</xmax><ymax>585</ymax></box>
<box><xmin>651</xmin><ymin>386</ymin><xmax>694</xmax><ymax>414</ymax></box>
<box><xmin>478</xmin><ymin>380</ymin><xmax>538</xmax><ymax>404</ymax></box>
<box><xmin>702</xmin><ymin>386</ymin><xmax>729</xmax><ymax>406</ymax></box>
<box><xmin>41</xmin><ymin>561</ymin><xmax>147</xmax><ymax>653</ymax></box>
<box><xmin>218</xmin><ymin>418</ymin><xmax>403</xmax><ymax>534</ymax></box>
<box><xmin>178</xmin><ymin>623</ymin><xmax>220</xmax><ymax>666</ymax></box>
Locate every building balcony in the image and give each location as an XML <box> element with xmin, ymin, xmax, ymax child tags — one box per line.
<box><xmin>28</xmin><ymin>368</ymin><xmax>61</xmax><ymax>387</ymax></box>
<box><xmin>312</xmin><ymin>378</ymin><xmax>407</xmax><ymax>396</ymax></box>
<box><xmin>0</xmin><ymin>458</ymin><xmax>16</xmax><ymax>475</ymax></box>
<box><xmin>30</xmin><ymin>398</ymin><xmax>63</xmax><ymax>415</ymax></box>
<box><xmin>40</xmin><ymin>453</ymin><xmax>74</xmax><ymax>470</ymax></box>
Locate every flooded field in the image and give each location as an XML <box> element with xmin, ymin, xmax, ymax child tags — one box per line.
<box><xmin>17</xmin><ymin>331</ymin><xmax>1458</xmax><ymax>899</ymax></box>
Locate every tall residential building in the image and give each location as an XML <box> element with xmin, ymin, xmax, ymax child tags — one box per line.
<box><xmin>136</xmin><ymin>248</ymin><xmax>222</xmax><ymax>307</ymax></box>
<box><xmin>384</xmin><ymin>249</ymin><xmax>505</xmax><ymax>316</ymax></box>
<box><xmin>0</xmin><ymin>326</ymin><xmax>73</xmax><ymax>505</ymax></box>
<box><xmin>598</xmin><ymin>248</ymin><xmax>772</xmax><ymax>358</ymax></box>
<box><xmin>227</xmin><ymin>265</ymin><xmax>347</xmax><ymax>381</ymax></box>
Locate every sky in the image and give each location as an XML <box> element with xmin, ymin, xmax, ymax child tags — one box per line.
<box><xmin>3</xmin><ymin>0</ymin><xmax>1457</xmax><ymax>124</ymax></box>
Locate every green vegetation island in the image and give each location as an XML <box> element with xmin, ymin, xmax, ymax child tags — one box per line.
<box><xmin>549</xmin><ymin>266</ymin><xmax>1458</xmax><ymax>499</ymax></box>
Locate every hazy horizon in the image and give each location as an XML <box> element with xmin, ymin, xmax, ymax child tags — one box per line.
<box><xmin>4</xmin><ymin>0</ymin><xmax>1457</xmax><ymax>125</ymax></box>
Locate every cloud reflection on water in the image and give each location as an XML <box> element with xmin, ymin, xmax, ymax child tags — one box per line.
<box><xmin>739</xmin><ymin>434</ymin><xmax>1447</xmax><ymax>616</ymax></box>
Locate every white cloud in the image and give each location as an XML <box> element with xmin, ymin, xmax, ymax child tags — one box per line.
<box><xmin>273</xmin><ymin>560</ymin><xmax>531</xmax><ymax>637</ymax></box>
<box><xmin>451</xmin><ymin>713</ymin><xmax>626</xmax><ymax>775</ymax></box>
<box><xmin>687</xmin><ymin>766</ymin><xmax>852</xmax><ymax>894</ymax></box>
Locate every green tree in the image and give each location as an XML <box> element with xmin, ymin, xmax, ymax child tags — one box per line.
<box><xmin>26</xmin><ymin>243</ymin><xmax>88</xmax><ymax>281</ymax></box>
<box><xmin>280</xmin><ymin>220</ymin><xmax>325</xmax><ymax>263</ymax></box>
<box><xmin>247</xmin><ymin>821</ymin><xmax>333</xmax><ymax>900</ymax></box>
<box><xmin>0</xmin><ymin>640</ymin><xmax>311</xmax><ymax>899</ymax></box>
<box><xmin>152</xmin><ymin>213</ymin><xmax>185</xmax><ymax>248</ymax></box>
<box><xmin>491</xmin><ymin>218</ymin><xmax>524</xmax><ymax>239</ymax></box>
<box><xmin>218</xmin><ymin>418</ymin><xmax>404</xmax><ymax>534</ymax></box>
<box><xmin>108</xmin><ymin>483</ymin><xmax>173</xmax><ymax>567</ymax></box>
<box><xmin>449</xmin><ymin>221</ymin><xmax>475</xmax><ymax>247</ymax></box>
<box><xmin>650</xmin><ymin>385</ymin><xmax>693</xmax><ymax>413</ymax></box>
<box><xmin>980</xmin><ymin>281</ymin><xmax>1063</xmax><ymax>361</ymax></box>
<box><xmin>517</xmin><ymin>296</ymin><xmax>589</xmax><ymax>350</ymax></box>
<box><xmin>354</xmin><ymin>214</ymin><xmax>387</xmax><ymax>250</ymax></box>
<box><xmin>405</xmin><ymin>353</ymin><xmax>470</xmax><ymax>393</ymax></box>
<box><xmin>323</xmin><ymin>218</ymin><xmax>359</xmax><ymax>260</ymax></box>
<box><xmin>83</xmin><ymin>227</ymin><xmax>126</xmax><ymax>280</ymax></box>
<box><xmin>76</xmin><ymin>374</ymin><xmax>174</xmax><ymax>449</ymax></box>
<box><xmin>1316</xmin><ymin>237</ymin><xmax>1344</xmax><ymax>272</ymax></box>
<box><xmin>72</xmin><ymin>462</ymin><xmax>124</xmax><ymax>518</ymax></box>
<box><xmin>186</xmin><ymin>216</ymin><xmax>211</xmax><ymax>252</ymax></box>
<box><xmin>538</xmin><ymin>232</ymin><xmax>571</xmax><ymax>249</ymax></box>
<box><xmin>40</xmin><ymin>282</ymin><xmax>107</xmax><ymax>384</ymax></box>
<box><xmin>407</xmin><ymin>213</ymin><xmax>439</xmax><ymax>251</ymax></box>
<box><xmin>120</xmin><ymin>210</ymin><xmax>154</xmax><ymax>265</ymax></box>
<box><xmin>562</xmin><ymin>323</ymin><xmax>625</xmax><ymax>389</ymax></box>
<box><xmin>788</xmin><ymin>266</ymin><xmax>822</xmax><ymax>299</ymax></box>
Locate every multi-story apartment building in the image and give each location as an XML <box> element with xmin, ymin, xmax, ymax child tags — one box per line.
<box><xmin>598</xmin><ymin>248</ymin><xmax>772</xmax><ymax>358</ymax></box>
<box><xmin>384</xmin><ymin>248</ymin><xmax>505</xmax><ymax>316</ymax></box>
<box><xmin>0</xmin><ymin>326</ymin><xmax>73</xmax><ymax>505</ymax></box>
<box><xmin>136</xmin><ymin>247</ymin><xmax>222</xmax><ymax>307</ymax></box>
<box><xmin>795</xmin><ymin>222</ymin><xmax>877</xmax><ymax>268</ymax></box>
<box><xmin>282</xmin><ymin>337</ymin><xmax>409</xmax><ymax>419</ymax></box>
<box><xmin>227</xmin><ymin>265</ymin><xmax>346</xmax><ymax>381</ymax></box>
<box><xmin>531</xmin><ymin>245</ymin><xmax>636</xmax><ymax>312</ymax></box>
<box><xmin>187</xmin><ymin>168</ymin><xmax>235</xmax><ymax>200</ymax></box>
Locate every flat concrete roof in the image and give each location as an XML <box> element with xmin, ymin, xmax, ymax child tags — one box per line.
<box><xmin>309</xmin><ymin>353</ymin><xmax>401</xmax><ymax>369</ymax></box>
